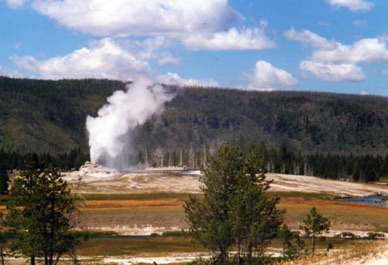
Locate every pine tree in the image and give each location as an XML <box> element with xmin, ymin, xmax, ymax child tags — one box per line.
<box><xmin>184</xmin><ymin>144</ymin><xmax>285</xmax><ymax>263</ymax></box>
<box><xmin>7</xmin><ymin>165</ymin><xmax>85</xmax><ymax>265</ymax></box>
<box><xmin>300</xmin><ymin>207</ymin><xmax>331</xmax><ymax>253</ymax></box>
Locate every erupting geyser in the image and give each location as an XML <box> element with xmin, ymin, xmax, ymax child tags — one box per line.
<box><xmin>86</xmin><ymin>77</ymin><xmax>174</xmax><ymax>170</ymax></box>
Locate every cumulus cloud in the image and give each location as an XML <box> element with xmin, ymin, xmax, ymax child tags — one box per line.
<box><xmin>284</xmin><ymin>28</ymin><xmax>337</xmax><ymax>50</ymax></box>
<box><xmin>327</xmin><ymin>0</ymin><xmax>374</xmax><ymax>12</ymax></box>
<box><xmin>300</xmin><ymin>61</ymin><xmax>365</xmax><ymax>82</ymax></box>
<box><xmin>183</xmin><ymin>27</ymin><xmax>275</xmax><ymax>51</ymax></box>
<box><xmin>28</xmin><ymin>0</ymin><xmax>275</xmax><ymax>52</ymax></box>
<box><xmin>157</xmin><ymin>73</ymin><xmax>220</xmax><ymax>87</ymax></box>
<box><xmin>248</xmin><ymin>60</ymin><xmax>297</xmax><ymax>90</ymax></box>
<box><xmin>11</xmin><ymin>38</ymin><xmax>150</xmax><ymax>80</ymax></box>
<box><xmin>312</xmin><ymin>38</ymin><xmax>388</xmax><ymax>63</ymax></box>
<box><xmin>286</xmin><ymin>28</ymin><xmax>388</xmax><ymax>82</ymax></box>
<box><xmin>31</xmin><ymin>0</ymin><xmax>238</xmax><ymax>37</ymax></box>
<box><xmin>6</xmin><ymin>0</ymin><xmax>25</xmax><ymax>9</ymax></box>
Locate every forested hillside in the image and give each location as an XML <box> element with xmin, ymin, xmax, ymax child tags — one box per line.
<box><xmin>135</xmin><ymin>87</ymin><xmax>388</xmax><ymax>156</ymax></box>
<box><xmin>0</xmin><ymin>76</ymin><xmax>387</xmax><ymax>158</ymax></box>
<box><xmin>0</xmin><ymin>77</ymin><xmax>125</xmax><ymax>153</ymax></box>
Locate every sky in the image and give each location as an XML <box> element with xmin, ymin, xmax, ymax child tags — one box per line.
<box><xmin>1</xmin><ymin>0</ymin><xmax>388</xmax><ymax>97</ymax></box>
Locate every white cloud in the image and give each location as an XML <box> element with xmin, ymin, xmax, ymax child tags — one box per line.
<box><xmin>29</xmin><ymin>0</ymin><xmax>275</xmax><ymax>52</ymax></box>
<box><xmin>6</xmin><ymin>0</ymin><xmax>25</xmax><ymax>9</ymax></box>
<box><xmin>300</xmin><ymin>61</ymin><xmax>365</xmax><ymax>82</ymax></box>
<box><xmin>248</xmin><ymin>61</ymin><xmax>297</xmax><ymax>90</ymax></box>
<box><xmin>12</xmin><ymin>38</ymin><xmax>150</xmax><ymax>80</ymax></box>
<box><xmin>31</xmin><ymin>0</ymin><xmax>238</xmax><ymax>37</ymax></box>
<box><xmin>312</xmin><ymin>38</ymin><xmax>388</xmax><ymax>63</ymax></box>
<box><xmin>157</xmin><ymin>73</ymin><xmax>220</xmax><ymax>87</ymax></box>
<box><xmin>284</xmin><ymin>28</ymin><xmax>337</xmax><ymax>49</ymax></box>
<box><xmin>327</xmin><ymin>0</ymin><xmax>374</xmax><ymax>12</ymax></box>
<box><xmin>287</xmin><ymin>28</ymin><xmax>388</xmax><ymax>82</ymax></box>
<box><xmin>183</xmin><ymin>27</ymin><xmax>275</xmax><ymax>51</ymax></box>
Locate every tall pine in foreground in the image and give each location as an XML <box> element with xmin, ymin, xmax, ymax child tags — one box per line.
<box><xmin>7</xmin><ymin>164</ymin><xmax>84</xmax><ymax>265</ymax></box>
<box><xmin>184</xmin><ymin>144</ymin><xmax>285</xmax><ymax>263</ymax></box>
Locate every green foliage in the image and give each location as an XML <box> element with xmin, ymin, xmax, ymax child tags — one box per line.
<box><xmin>0</xmin><ymin>148</ymin><xmax>89</xmax><ymax>172</ymax></box>
<box><xmin>0</xmin><ymin>76</ymin><xmax>125</xmax><ymax>153</ymax></box>
<box><xmin>278</xmin><ymin>224</ymin><xmax>304</xmax><ymax>260</ymax></box>
<box><xmin>161</xmin><ymin>230</ymin><xmax>185</xmax><ymax>237</ymax></box>
<box><xmin>6</xmin><ymin>165</ymin><xmax>85</xmax><ymax>264</ymax></box>
<box><xmin>300</xmin><ymin>207</ymin><xmax>331</xmax><ymax>253</ymax></box>
<box><xmin>1</xmin><ymin>76</ymin><xmax>388</xmax><ymax>161</ymax></box>
<box><xmin>341</xmin><ymin>232</ymin><xmax>357</xmax><ymax>239</ymax></box>
<box><xmin>184</xmin><ymin>144</ymin><xmax>285</xmax><ymax>263</ymax></box>
<box><xmin>366</xmin><ymin>232</ymin><xmax>385</xmax><ymax>240</ymax></box>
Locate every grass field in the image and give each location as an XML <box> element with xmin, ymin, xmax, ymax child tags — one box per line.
<box><xmin>81</xmin><ymin>191</ymin><xmax>388</xmax><ymax>235</ymax></box>
<box><xmin>271</xmin><ymin>191</ymin><xmax>388</xmax><ymax>232</ymax></box>
<box><xmin>71</xmin><ymin>189</ymin><xmax>388</xmax><ymax>263</ymax></box>
<box><xmin>4</xmin><ymin>186</ymin><xmax>388</xmax><ymax>264</ymax></box>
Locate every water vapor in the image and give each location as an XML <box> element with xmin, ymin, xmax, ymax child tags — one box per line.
<box><xmin>86</xmin><ymin>77</ymin><xmax>174</xmax><ymax>170</ymax></box>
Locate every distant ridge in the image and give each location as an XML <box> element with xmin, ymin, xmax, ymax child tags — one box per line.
<box><xmin>0</xmin><ymin>76</ymin><xmax>387</xmax><ymax>156</ymax></box>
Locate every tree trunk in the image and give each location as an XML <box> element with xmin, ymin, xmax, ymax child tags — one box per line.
<box><xmin>0</xmin><ymin>243</ymin><xmax>4</xmax><ymax>265</ymax></box>
<box><xmin>236</xmin><ymin>238</ymin><xmax>241</xmax><ymax>263</ymax></box>
<box><xmin>219</xmin><ymin>246</ymin><xmax>228</xmax><ymax>262</ymax></box>
<box><xmin>312</xmin><ymin>234</ymin><xmax>316</xmax><ymax>253</ymax></box>
<box><xmin>30</xmin><ymin>255</ymin><xmax>35</xmax><ymax>265</ymax></box>
<box><xmin>246</xmin><ymin>237</ymin><xmax>253</xmax><ymax>262</ymax></box>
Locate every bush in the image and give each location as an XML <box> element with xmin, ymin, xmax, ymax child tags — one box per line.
<box><xmin>341</xmin><ymin>232</ymin><xmax>357</xmax><ymax>238</ymax></box>
<box><xmin>367</xmin><ymin>232</ymin><xmax>385</xmax><ymax>240</ymax></box>
<box><xmin>162</xmin><ymin>230</ymin><xmax>185</xmax><ymax>237</ymax></box>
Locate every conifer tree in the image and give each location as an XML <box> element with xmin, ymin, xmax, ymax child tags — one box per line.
<box><xmin>7</xmin><ymin>165</ymin><xmax>84</xmax><ymax>265</ymax></box>
<box><xmin>300</xmin><ymin>207</ymin><xmax>331</xmax><ymax>253</ymax></box>
<box><xmin>184</xmin><ymin>144</ymin><xmax>284</xmax><ymax>263</ymax></box>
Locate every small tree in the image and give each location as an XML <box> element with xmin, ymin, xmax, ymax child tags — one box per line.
<box><xmin>278</xmin><ymin>224</ymin><xmax>304</xmax><ymax>259</ymax></box>
<box><xmin>300</xmin><ymin>207</ymin><xmax>331</xmax><ymax>253</ymax></box>
<box><xmin>7</xmin><ymin>165</ymin><xmax>84</xmax><ymax>265</ymax></box>
<box><xmin>184</xmin><ymin>144</ymin><xmax>285</xmax><ymax>263</ymax></box>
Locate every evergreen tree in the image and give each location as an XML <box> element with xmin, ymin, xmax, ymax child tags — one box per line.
<box><xmin>278</xmin><ymin>224</ymin><xmax>304</xmax><ymax>260</ymax></box>
<box><xmin>184</xmin><ymin>144</ymin><xmax>284</xmax><ymax>263</ymax></box>
<box><xmin>300</xmin><ymin>207</ymin><xmax>331</xmax><ymax>254</ymax></box>
<box><xmin>7</xmin><ymin>165</ymin><xmax>84</xmax><ymax>265</ymax></box>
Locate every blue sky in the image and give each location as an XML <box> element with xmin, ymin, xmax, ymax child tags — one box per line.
<box><xmin>1</xmin><ymin>0</ymin><xmax>388</xmax><ymax>97</ymax></box>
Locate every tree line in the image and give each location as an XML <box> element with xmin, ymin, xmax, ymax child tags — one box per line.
<box><xmin>0</xmin><ymin>147</ymin><xmax>88</xmax><ymax>173</ymax></box>
<box><xmin>137</xmin><ymin>140</ymin><xmax>388</xmax><ymax>183</ymax></box>
<box><xmin>0</xmin><ymin>148</ymin><xmax>89</xmax><ymax>195</ymax></box>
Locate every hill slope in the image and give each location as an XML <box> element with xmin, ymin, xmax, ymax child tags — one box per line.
<box><xmin>135</xmin><ymin>87</ymin><xmax>388</xmax><ymax>155</ymax></box>
<box><xmin>0</xmin><ymin>77</ymin><xmax>387</xmax><ymax>156</ymax></box>
<box><xmin>0</xmin><ymin>77</ymin><xmax>125</xmax><ymax>153</ymax></box>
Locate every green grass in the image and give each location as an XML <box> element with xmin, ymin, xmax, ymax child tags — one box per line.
<box><xmin>78</xmin><ymin>236</ymin><xmax>204</xmax><ymax>257</ymax></box>
<box><xmin>77</xmin><ymin>234</ymin><xmax>372</xmax><ymax>258</ymax></box>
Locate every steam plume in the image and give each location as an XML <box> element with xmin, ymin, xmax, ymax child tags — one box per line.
<box><xmin>86</xmin><ymin>77</ymin><xmax>174</xmax><ymax>170</ymax></box>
